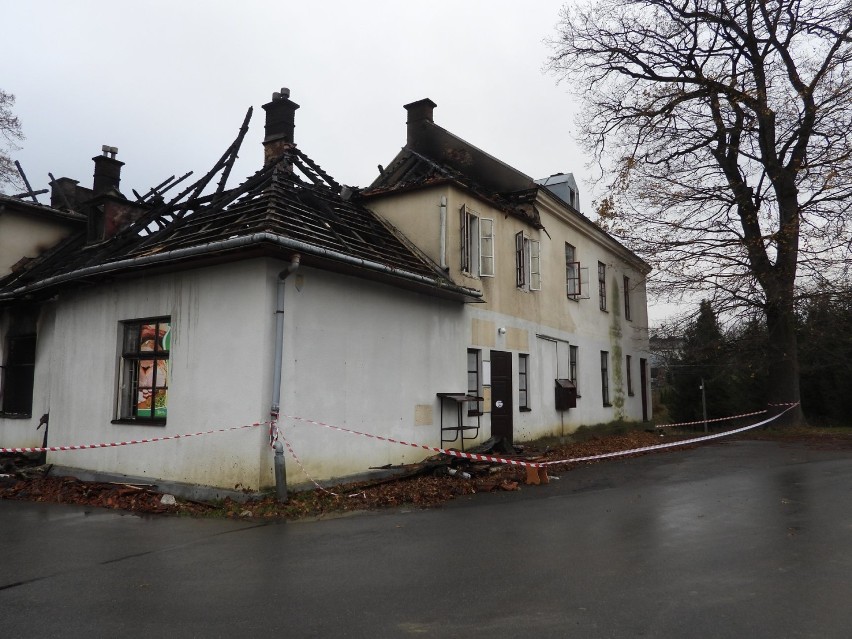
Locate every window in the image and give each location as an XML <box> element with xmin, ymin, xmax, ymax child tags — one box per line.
<box><xmin>600</xmin><ymin>350</ymin><xmax>610</xmax><ymax>406</ymax></box>
<box><xmin>598</xmin><ymin>262</ymin><xmax>607</xmax><ymax>311</ymax></box>
<box><xmin>461</xmin><ymin>205</ymin><xmax>493</xmax><ymax>277</ymax></box>
<box><xmin>117</xmin><ymin>318</ymin><xmax>171</xmax><ymax>422</ymax></box>
<box><xmin>565</xmin><ymin>243</ymin><xmax>580</xmax><ymax>298</ymax></box>
<box><xmin>467</xmin><ymin>349</ymin><xmax>482</xmax><ymax>415</ymax></box>
<box><xmin>480</xmin><ymin>217</ymin><xmax>494</xmax><ymax>277</ymax></box>
<box><xmin>518</xmin><ymin>354</ymin><xmax>530</xmax><ymax>411</ymax></box>
<box><xmin>1</xmin><ymin>335</ymin><xmax>36</xmax><ymax>416</ymax></box>
<box><xmin>569</xmin><ymin>345</ymin><xmax>578</xmax><ymax>385</ymax></box>
<box><xmin>624</xmin><ymin>276</ymin><xmax>632</xmax><ymax>321</ymax></box>
<box><xmin>626</xmin><ymin>354</ymin><xmax>634</xmax><ymax>396</ymax></box>
<box><xmin>515</xmin><ymin>231</ymin><xmax>541</xmax><ymax>290</ymax></box>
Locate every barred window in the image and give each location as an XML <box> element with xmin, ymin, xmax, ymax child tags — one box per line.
<box><xmin>117</xmin><ymin>318</ymin><xmax>171</xmax><ymax>423</ymax></box>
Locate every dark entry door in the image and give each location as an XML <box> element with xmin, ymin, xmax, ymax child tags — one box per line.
<box><xmin>490</xmin><ymin>350</ymin><xmax>514</xmax><ymax>442</ymax></box>
<box><xmin>640</xmin><ymin>357</ymin><xmax>649</xmax><ymax>422</ymax></box>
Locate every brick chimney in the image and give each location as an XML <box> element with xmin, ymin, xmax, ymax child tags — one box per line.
<box><xmin>50</xmin><ymin>176</ymin><xmax>81</xmax><ymax>210</ymax></box>
<box><xmin>404</xmin><ymin>98</ymin><xmax>437</xmax><ymax>145</ymax></box>
<box><xmin>92</xmin><ymin>145</ymin><xmax>123</xmax><ymax>195</ymax></box>
<box><xmin>262</xmin><ymin>88</ymin><xmax>300</xmax><ymax>165</ymax></box>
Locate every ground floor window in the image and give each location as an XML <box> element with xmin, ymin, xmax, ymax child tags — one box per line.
<box><xmin>467</xmin><ymin>348</ymin><xmax>481</xmax><ymax>415</ymax></box>
<box><xmin>569</xmin><ymin>345</ymin><xmax>578</xmax><ymax>385</ymax></box>
<box><xmin>518</xmin><ymin>353</ymin><xmax>530</xmax><ymax>411</ymax></box>
<box><xmin>601</xmin><ymin>350</ymin><xmax>610</xmax><ymax>406</ymax></box>
<box><xmin>626</xmin><ymin>354</ymin><xmax>634</xmax><ymax>396</ymax></box>
<box><xmin>1</xmin><ymin>334</ymin><xmax>36</xmax><ymax>416</ymax></box>
<box><xmin>117</xmin><ymin>318</ymin><xmax>171</xmax><ymax>422</ymax></box>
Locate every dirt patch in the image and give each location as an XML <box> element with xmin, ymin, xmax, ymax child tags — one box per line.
<box><xmin>0</xmin><ymin>429</ymin><xmax>721</xmax><ymax>521</ymax></box>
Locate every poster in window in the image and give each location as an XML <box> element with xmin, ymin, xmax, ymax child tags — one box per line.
<box><xmin>135</xmin><ymin>322</ymin><xmax>170</xmax><ymax>418</ymax></box>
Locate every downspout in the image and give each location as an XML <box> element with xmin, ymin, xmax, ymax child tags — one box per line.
<box><xmin>271</xmin><ymin>253</ymin><xmax>301</xmax><ymax>502</ymax></box>
<box><xmin>439</xmin><ymin>195</ymin><xmax>448</xmax><ymax>270</ymax></box>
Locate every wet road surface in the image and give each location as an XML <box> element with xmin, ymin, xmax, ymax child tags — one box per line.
<box><xmin>2</xmin><ymin>440</ymin><xmax>851</xmax><ymax>638</ymax></box>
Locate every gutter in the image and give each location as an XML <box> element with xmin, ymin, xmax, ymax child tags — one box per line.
<box><xmin>0</xmin><ymin>232</ymin><xmax>483</xmax><ymax>302</ymax></box>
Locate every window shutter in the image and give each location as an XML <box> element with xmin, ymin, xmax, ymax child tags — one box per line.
<box><xmin>530</xmin><ymin>240</ymin><xmax>541</xmax><ymax>291</ymax></box>
<box><xmin>515</xmin><ymin>231</ymin><xmax>525</xmax><ymax>287</ymax></box>
<box><xmin>480</xmin><ymin>218</ymin><xmax>494</xmax><ymax>276</ymax></box>
<box><xmin>460</xmin><ymin>204</ymin><xmax>470</xmax><ymax>272</ymax></box>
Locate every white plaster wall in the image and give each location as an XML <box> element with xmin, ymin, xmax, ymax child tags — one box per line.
<box><xmin>45</xmin><ymin>259</ymin><xmax>276</xmax><ymax>490</ymax></box>
<box><xmin>279</xmin><ymin>266</ymin><xmax>468</xmax><ymax>484</ymax></box>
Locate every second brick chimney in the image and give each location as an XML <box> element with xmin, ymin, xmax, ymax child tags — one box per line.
<box><xmin>92</xmin><ymin>145</ymin><xmax>124</xmax><ymax>195</ymax></box>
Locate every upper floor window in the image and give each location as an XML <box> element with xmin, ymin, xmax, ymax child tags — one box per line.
<box><xmin>565</xmin><ymin>243</ymin><xmax>581</xmax><ymax>298</ymax></box>
<box><xmin>117</xmin><ymin>318</ymin><xmax>171</xmax><ymax>423</ymax></box>
<box><xmin>598</xmin><ymin>262</ymin><xmax>607</xmax><ymax>311</ymax></box>
<box><xmin>460</xmin><ymin>205</ymin><xmax>494</xmax><ymax>277</ymax></box>
<box><xmin>515</xmin><ymin>231</ymin><xmax>541</xmax><ymax>291</ymax></box>
<box><xmin>623</xmin><ymin>275</ymin><xmax>632</xmax><ymax>320</ymax></box>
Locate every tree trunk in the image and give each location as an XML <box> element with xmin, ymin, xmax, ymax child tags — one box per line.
<box><xmin>764</xmin><ymin>296</ymin><xmax>804</xmax><ymax>426</ymax></box>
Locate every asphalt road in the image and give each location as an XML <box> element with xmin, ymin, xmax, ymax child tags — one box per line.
<box><xmin>2</xmin><ymin>439</ymin><xmax>851</xmax><ymax>638</ymax></box>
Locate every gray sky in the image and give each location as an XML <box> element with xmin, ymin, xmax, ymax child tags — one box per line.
<box><xmin>5</xmin><ymin>1</ymin><xmax>583</xmax><ymax>198</ymax></box>
<box><xmin>4</xmin><ymin>0</ymin><xmax>679</xmax><ymax>324</ymax></box>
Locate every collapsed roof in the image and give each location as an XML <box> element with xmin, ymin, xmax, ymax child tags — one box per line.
<box><xmin>0</xmin><ymin>91</ymin><xmax>482</xmax><ymax>304</ymax></box>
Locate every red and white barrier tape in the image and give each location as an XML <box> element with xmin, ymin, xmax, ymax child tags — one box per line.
<box><xmin>280</xmin><ymin>413</ymin><xmax>537</xmax><ymax>467</ymax></box>
<box><xmin>281</xmin><ymin>403</ymin><xmax>798</xmax><ymax>470</ymax></box>
<box><xmin>655</xmin><ymin>409</ymin><xmax>767</xmax><ymax>429</ymax></box>
<box><xmin>0</xmin><ymin>421</ymin><xmax>270</xmax><ymax>454</ymax></box>
<box><xmin>279</xmin><ymin>430</ymin><xmax>340</xmax><ymax>497</ymax></box>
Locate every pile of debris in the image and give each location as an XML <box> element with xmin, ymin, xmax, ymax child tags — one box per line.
<box><xmin>1</xmin><ymin>429</ymin><xmax>688</xmax><ymax>520</ymax></box>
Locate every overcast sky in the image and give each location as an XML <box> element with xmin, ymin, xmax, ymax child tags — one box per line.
<box><xmin>4</xmin><ymin>0</ymin><xmax>680</xmax><ymax>324</ymax></box>
<box><xmin>5</xmin><ymin>1</ymin><xmax>584</xmax><ymax>196</ymax></box>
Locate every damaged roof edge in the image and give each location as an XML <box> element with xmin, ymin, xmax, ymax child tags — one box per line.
<box><xmin>0</xmin><ymin>232</ymin><xmax>483</xmax><ymax>303</ymax></box>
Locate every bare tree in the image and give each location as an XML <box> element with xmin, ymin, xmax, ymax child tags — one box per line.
<box><xmin>0</xmin><ymin>89</ymin><xmax>24</xmax><ymax>193</ymax></box>
<box><xmin>548</xmin><ymin>0</ymin><xmax>852</xmax><ymax>423</ymax></box>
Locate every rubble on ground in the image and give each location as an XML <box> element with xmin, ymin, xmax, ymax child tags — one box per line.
<box><xmin>5</xmin><ymin>428</ymin><xmax>844</xmax><ymax>520</ymax></box>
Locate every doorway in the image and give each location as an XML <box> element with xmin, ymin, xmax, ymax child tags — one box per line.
<box><xmin>490</xmin><ymin>350</ymin><xmax>514</xmax><ymax>442</ymax></box>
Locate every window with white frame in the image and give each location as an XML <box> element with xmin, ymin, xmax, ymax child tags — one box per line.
<box><xmin>518</xmin><ymin>353</ymin><xmax>530</xmax><ymax>411</ymax></box>
<box><xmin>565</xmin><ymin>243</ymin><xmax>580</xmax><ymax>298</ymax></box>
<box><xmin>624</xmin><ymin>275</ymin><xmax>632</xmax><ymax>320</ymax></box>
<box><xmin>117</xmin><ymin>318</ymin><xmax>171</xmax><ymax>423</ymax></box>
<box><xmin>515</xmin><ymin>231</ymin><xmax>541</xmax><ymax>290</ymax></box>
<box><xmin>600</xmin><ymin>350</ymin><xmax>610</xmax><ymax>406</ymax></box>
<box><xmin>598</xmin><ymin>262</ymin><xmax>607</xmax><ymax>311</ymax></box>
<box><xmin>460</xmin><ymin>205</ymin><xmax>494</xmax><ymax>277</ymax></box>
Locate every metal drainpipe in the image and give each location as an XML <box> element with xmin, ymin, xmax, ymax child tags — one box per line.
<box><xmin>439</xmin><ymin>196</ymin><xmax>448</xmax><ymax>269</ymax></box>
<box><xmin>271</xmin><ymin>254</ymin><xmax>301</xmax><ymax>502</ymax></box>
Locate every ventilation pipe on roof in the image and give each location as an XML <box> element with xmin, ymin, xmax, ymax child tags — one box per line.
<box><xmin>271</xmin><ymin>253</ymin><xmax>301</xmax><ymax>503</ymax></box>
